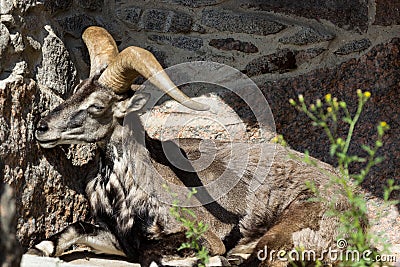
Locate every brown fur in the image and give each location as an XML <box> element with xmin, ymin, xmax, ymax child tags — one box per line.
<box><xmin>34</xmin><ymin>77</ymin><xmax>351</xmax><ymax>266</ymax></box>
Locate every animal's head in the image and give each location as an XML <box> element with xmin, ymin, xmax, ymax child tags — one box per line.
<box><xmin>35</xmin><ymin>26</ymin><xmax>208</xmax><ymax>148</ymax></box>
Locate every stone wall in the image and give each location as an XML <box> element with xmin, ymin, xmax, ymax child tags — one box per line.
<box><xmin>0</xmin><ymin>0</ymin><xmax>399</xmax><ymax>257</ymax></box>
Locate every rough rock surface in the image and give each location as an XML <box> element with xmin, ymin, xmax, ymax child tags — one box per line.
<box><xmin>42</xmin><ymin>0</ymin><xmax>72</xmax><ymax>13</ymax></box>
<box><xmin>139</xmin><ymin>8</ymin><xmax>193</xmax><ymax>33</ymax></box>
<box><xmin>209</xmin><ymin>38</ymin><xmax>258</xmax><ymax>53</ymax></box>
<box><xmin>57</xmin><ymin>14</ymin><xmax>97</xmax><ymax>38</ymax></box>
<box><xmin>244</xmin><ymin>49</ymin><xmax>297</xmax><ymax>76</ymax></box>
<box><xmin>294</xmin><ymin>48</ymin><xmax>326</xmax><ymax>65</ymax></box>
<box><xmin>0</xmin><ymin>23</ymin><xmax>10</xmax><ymax>58</ymax></box>
<box><xmin>76</xmin><ymin>0</ymin><xmax>103</xmax><ymax>11</ymax></box>
<box><xmin>116</xmin><ymin>7</ymin><xmax>142</xmax><ymax>27</ymax></box>
<box><xmin>279</xmin><ymin>27</ymin><xmax>335</xmax><ymax>45</ymax></box>
<box><xmin>241</xmin><ymin>0</ymin><xmax>370</xmax><ymax>32</ymax></box>
<box><xmin>374</xmin><ymin>0</ymin><xmax>400</xmax><ymax>26</ymax></box>
<box><xmin>334</xmin><ymin>38</ymin><xmax>372</xmax><ymax>55</ymax></box>
<box><xmin>0</xmin><ymin>0</ymin><xmax>14</xmax><ymax>14</ymax></box>
<box><xmin>1</xmin><ymin>78</ymin><xmax>93</xmax><ymax>249</ymax></box>
<box><xmin>201</xmin><ymin>9</ymin><xmax>286</xmax><ymax>35</ymax></box>
<box><xmin>163</xmin><ymin>0</ymin><xmax>225</xmax><ymax>8</ymax></box>
<box><xmin>0</xmin><ymin>183</ymin><xmax>22</xmax><ymax>267</ymax></box>
<box><xmin>149</xmin><ymin>35</ymin><xmax>203</xmax><ymax>51</ymax></box>
<box><xmin>0</xmin><ymin>3</ymin><xmax>92</xmax><ymax>253</ymax></box>
<box><xmin>36</xmin><ymin>26</ymin><xmax>77</xmax><ymax>97</ymax></box>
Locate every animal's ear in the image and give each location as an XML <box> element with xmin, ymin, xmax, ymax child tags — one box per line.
<box><xmin>114</xmin><ymin>93</ymin><xmax>150</xmax><ymax>118</ymax></box>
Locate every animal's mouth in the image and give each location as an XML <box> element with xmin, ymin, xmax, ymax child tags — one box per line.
<box><xmin>35</xmin><ymin>126</ymin><xmax>88</xmax><ymax>148</ymax></box>
<box><xmin>35</xmin><ymin>131</ymin><xmax>60</xmax><ymax>148</ymax></box>
<box><xmin>36</xmin><ymin>138</ymin><xmax>60</xmax><ymax>148</ymax></box>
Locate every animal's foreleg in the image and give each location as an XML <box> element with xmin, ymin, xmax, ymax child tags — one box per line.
<box><xmin>28</xmin><ymin>221</ymin><xmax>125</xmax><ymax>257</ymax></box>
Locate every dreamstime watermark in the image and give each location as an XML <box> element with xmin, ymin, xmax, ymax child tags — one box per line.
<box><xmin>257</xmin><ymin>239</ymin><xmax>397</xmax><ymax>263</ymax></box>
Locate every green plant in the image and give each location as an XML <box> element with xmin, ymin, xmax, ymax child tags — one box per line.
<box><xmin>163</xmin><ymin>185</ymin><xmax>210</xmax><ymax>267</ymax></box>
<box><xmin>274</xmin><ymin>90</ymin><xmax>399</xmax><ymax>266</ymax></box>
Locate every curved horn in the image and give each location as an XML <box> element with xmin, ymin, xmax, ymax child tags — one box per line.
<box><xmin>82</xmin><ymin>26</ymin><xmax>119</xmax><ymax>77</ymax></box>
<box><xmin>98</xmin><ymin>46</ymin><xmax>209</xmax><ymax>111</ymax></box>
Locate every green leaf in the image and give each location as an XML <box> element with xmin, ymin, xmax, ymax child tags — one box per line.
<box><xmin>352</xmin><ymin>174</ymin><xmax>363</xmax><ymax>183</ymax></box>
<box><xmin>387</xmin><ymin>179</ymin><xmax>394</xmax><ymax>187</ymax></box>
<box><xmin>343</xmin><ymin>117</ymin><xmax>353</xmax><ymax>124</ymax></box>
<box><xmin>375</xmin><ymin>140</ymin><xmax>383</xmax><ymax>147</ymax></box>
<box><xmin>330</xmin><ymin>144</ymin><xmax>338</xmax><ymax>157</ymax></box>
<box><xmin>178</xmin><ymin>243</ymin><xmax>191</xmax><ymax>250</ymax></box>
<box><xmin>336</xmin><ymin>152</ymin><xmax>346</xmax><ymax>161</ymax></box>
<box><xmin>186</xmin><ymin>231</ymin><xmax>194</xmax><ymax>238</ymax></box>
<box><xmin>183</xmin><ymin>208</ymin><xmax>197</xmax><ymax>219</ymax></box>
<box><xmin>378</xmin><ymin>125</ymin><xmax>384</xmax><ymax>136</ymax></box>
<box><xmin>303</xmin><ymin>150</ymin><xmax>312</xmax><ymax>164</ymax></box>
<box><xmin>349</xmin><ymin>155</ymin><xmax>366</xmax><ymax>163</ymax></box>
<box><xmin>374</xmin><ymin>156</ymin><xmax>384</xmax><ymax>165</ymax></box>
<box><xmin>361</xmin><ymin>145</ymin><xmax>374</xmax><ymax>156</ymax></box>
<box><xmin>384</xmin><ymin>190</ymin><xmax>390</xmax><ymax>201</ymax></box>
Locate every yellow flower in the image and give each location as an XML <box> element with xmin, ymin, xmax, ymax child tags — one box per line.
<box><xmin>327</xmin><ymin>107</ymin><xmax>333</xmax><ymax>113</ymax></box>
<box><xmin>380</xmin><ymin>121</ymin><xmax>387</xmax><ymax>127</ymax></box>
<box><xmin>364</xmin><ymin>91</ymin><xmax>371</xmax><ymax>98</ymax></box>
<box><xmin>325</xmin><ymin>93</ymin><xmax>332</xmax><ymax>102</ymax></box>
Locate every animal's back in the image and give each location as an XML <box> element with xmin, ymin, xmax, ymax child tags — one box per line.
<box><xmin>146</xmin><ymin>137</ymin><xmax>348</xmax><ymax>260</ymax></box>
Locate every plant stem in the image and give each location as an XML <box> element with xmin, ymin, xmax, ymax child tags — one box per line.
<box><xmin>343</xmin><ymin>97</ymin><xmax>364</xmax><ymax>155</ymax></box>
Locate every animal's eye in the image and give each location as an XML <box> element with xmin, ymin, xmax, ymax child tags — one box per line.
<box><xmin>88</xmin><ymin>104</ymin><xmax>105</xmax><ymax>114</ymax></box>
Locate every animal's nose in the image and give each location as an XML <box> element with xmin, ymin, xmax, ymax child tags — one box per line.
<box><xmin>36</xmin><ymin>120</ymin><xmax>49</xmax><ymax>133</ymax></box>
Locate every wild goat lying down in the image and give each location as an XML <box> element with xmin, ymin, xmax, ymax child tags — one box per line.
<box><xmin>31</xmin><ymin>26</ymin><xmax>349</xmax><ymax>266</ymax></box>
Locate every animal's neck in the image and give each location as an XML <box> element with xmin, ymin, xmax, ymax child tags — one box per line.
<box><xmin>99</xmin><ymin>117</ymin><xmax>147</xmax><ymax>160</ymax></box>
<box><xmin>98</xmin><ymin>123</ymin><xmax>151</xmax><ymax>183</ymax></box>
<box><xmin>91</xmin><ymin>123</ymin><xmax>171</xmax><ymax>232</ymax></box>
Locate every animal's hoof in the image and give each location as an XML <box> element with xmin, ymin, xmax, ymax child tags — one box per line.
<box><xmin>27</xmin><ymin>241</ymin><xmax>55</xmax><ymax>257</ymax></box>
<box><xmin>227</xmin><ymin>254</ymin><xmax>250</xmax><ymax>266</ymax></box>
<box><xmin>26</xmin><ymin>247</ymin><xmax>47</xmax><ymax>256</ymax></box>
<box><xmin>208</xmin><ymin>256</ymin><xmax>230</xmax><ymax>266</ymax></box>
